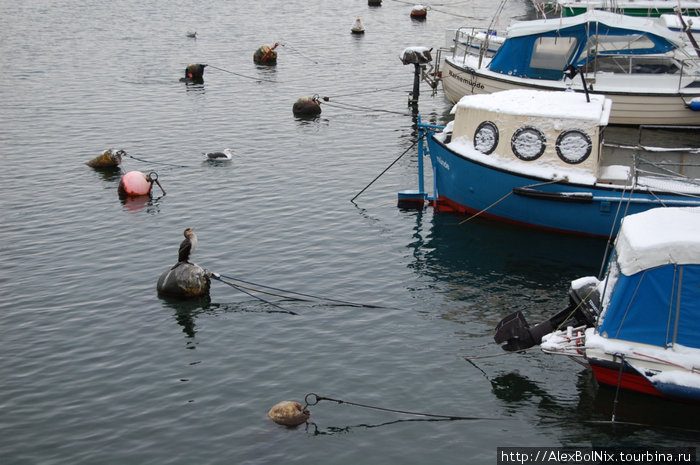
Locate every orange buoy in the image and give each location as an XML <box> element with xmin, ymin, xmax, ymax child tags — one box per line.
<box><xmin>254</xmin><ymin>43</ymin><xmax>278</xmax><ymax>65</ymax></box>
<box><xmin>86</xmin><ymin>148</ymin><xmax>125</xmax><ymax>168</ymax></box>
<box><xmin>410</xmin><ymin>4</ymin><xmax>427</xmax><ymax>19</ymax></box>
<box><xmin>268</xmin><ymin>401</ymin><xmax>310</xmax><ymax>427</ymax></box>
<box><xmin>118</xmin><ymin>171</ymin><xmax>152</xmax><ymax>197</ymax></box>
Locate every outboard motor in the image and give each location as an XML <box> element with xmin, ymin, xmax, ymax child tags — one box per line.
<box><xmin>494</xmin><ymin>279</ymin><xmax>601</xmax><ymax>351</ymax></box>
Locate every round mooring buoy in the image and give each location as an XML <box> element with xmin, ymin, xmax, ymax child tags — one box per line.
<box><xmin>268</xmin><ymin>401</ymin><xmax>310</xmax><ymax>427</ymax></box>
<box><xmin>254</xmin><ymin>44</ymin><xmax>278</xmax><ymax>65</ymax></box>
<box><xmin>181</xmin><ymin>63</ymin><xmax>207</xmax><ymax>84</ymax></box>
<box><xmin>86</xmin><ymin>148</ymin><xmax>125</xmax><ymax>168</ymax></box>
<box><xmin>157</xmin><ymin>262</ymin><xmax>211</xmax><ymax>298</ymax></box>
<box><xmin>351</xmin><ymin>18</ymin><xmax>365</xmax><ymax>34</ymax></box>
<box><xmin>118</xmin><ymin>171</ymin><xmax>152</xmax><ymax>197</ymax></box>
<box><xmin>292</xmin><ymin>96</ymin><xmax>321</xmax><ymax>117</ymax></box>
<box><xmin>410</xmin><ymin>4</ymin><xmax>427</xmax><ymax>19</ymax></box>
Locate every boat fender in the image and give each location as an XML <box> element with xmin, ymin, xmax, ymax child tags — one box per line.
<box><xmin>254</xmin><ymin>44</ymin><xmax>278</xmax><ymax>65</ymax></box>
<box><xmin>267</xmin><ymin>401</ymin><xmax>310</xmax><ymax>427</ymax></box>
<box><xmin>690</xmin><ymin>98</ymin><xmax>700</xmax><ymax>111</ymax></box>
<box><xmin>118</xmin><ymin>170</ymin><xmax>152</xmax><ymax>197</ymax></box>
<box><xmin>86</xmin><ymin>148</ymin><xmax>125</xmax><ymax>168</ymax></box>
<box><xmin>292</xmin><ymin>96</ymin><xmax>322</xmax><ymax>117</ymax></box>
<box><xmin>157</xmin><ymin>262</ymin><xmax>211</xmax><ymax>298</ymax></box>
<box><xmin>180</xmin><ymin>63</ymin><xmax>207</xmax><ymax>84</ymax></box>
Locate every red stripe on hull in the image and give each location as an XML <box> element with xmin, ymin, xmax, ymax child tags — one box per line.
<box><xmin>429</xmin><ymin>195</ymin><xmax>606</xmax><ymax>238</ymax></box>
<box><xmin>589</xmin><ymin>361</ymin><xmax>667</xmax><ymax>399</ymax></box>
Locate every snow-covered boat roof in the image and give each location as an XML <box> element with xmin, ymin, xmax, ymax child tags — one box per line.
<box><xmin>615</xmin><ymin>207</ymin><xmax>700</xmax><ymax>275</ymax></box>
<box><xmin>506</xmin><ymin>10</ymin><xmax>684</xmax><ymax>46</ymax></box>
<box><xmin>452</xmin><ymin>89</ymin><xmax>611</xmax><ymax>125</ymax></box>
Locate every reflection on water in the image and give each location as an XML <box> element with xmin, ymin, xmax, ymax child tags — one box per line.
<box><xmin>420</xmin><ymin>211</ymin><xmax>607</xmax><ymax>285</ymax></box>
<box><xmin>120</xmin><ymin>193</ymin><xmax>163</xmax><ymax>214</ymax></box>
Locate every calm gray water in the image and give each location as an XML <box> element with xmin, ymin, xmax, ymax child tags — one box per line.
<box><xmin>2</xmin><ymin>1</ymin><xmax>698</xmax><ymax>464</ymax></box>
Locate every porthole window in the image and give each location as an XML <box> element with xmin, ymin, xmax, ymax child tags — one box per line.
<box><xmin>556</xmin><ymin>130</ymin><xmax>592</xmax><ymax>164</ymax></box>
<box><xmin>511</xmin><ymin>126</ymin><xmax>546</xmax><ymax>161</ymax></box>
<box><xmin>474</xmin><ymin>121</ymin><xmax>499</xmax><ymax>155</ymax></box>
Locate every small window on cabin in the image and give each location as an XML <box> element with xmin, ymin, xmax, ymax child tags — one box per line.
<box><xmin>529</xmin><ymin>36</ymin><xmax>578</xmax><ymax>70</ymax></box>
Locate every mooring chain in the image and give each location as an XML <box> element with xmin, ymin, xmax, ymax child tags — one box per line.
<box><xmin>303</xmin><ymin>392</ymin><xmax>501</xmax><ymax>421</ymax></box>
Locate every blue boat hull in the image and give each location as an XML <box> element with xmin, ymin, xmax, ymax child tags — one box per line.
<box><xmin>426</xmin><ymin>134</ymin><xmax>700</xmax><ymax>237</ymax></box>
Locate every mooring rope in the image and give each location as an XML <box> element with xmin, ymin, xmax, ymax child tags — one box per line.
<box><xmin>464</xmin><ymin>346</ymin><xmax>539</xmax><ymax>360</ymax></box>
<box><xmin>320</xmin><ymin>98</ymin><xmax>415</xmax><ymax>117</ymax></box>
<box><xmin>210</xmin><ymin>273</ymin><xmax>299</xmax><ymax>315</ymax></box>
<box><xmin>213</xmin><ymin>273</ymin><xmax>394</xmax><ymax>309</ymax></box>
<box><xmin>125</xmin><ymin>154</ymin><xmax>191</xmax><ymax>168</ymax></box>
<box><xmin>611</xmin><ymin>353</ymin><xmax>626</xmax><ymax>422</ymax></box>
<box><xmin>303</xmin><ymin>393</ymin><xmax>502</xmax><ymax>421</ymax></box>
<box><xmin>351</xmin><ymin>134</ymin><xmax>427</xmax><ymax>204</ymax></box>
<box><xmin>278</xmin><ymin>42</ymin><xmax>320</xmax><ymax>64</ymax></box>
<box><xmin>321</xmin><ymin>85</ymin><xmax>414</xmax><ymax>100</ymax></box>
<box><xmin>385</xmin><ymin>0</ymin><xmax>476</xmax><ymax>19</ymax></box>
<box><xmin>458</xmin><ymin>178</ymin><xmax>562</xmax><ymax>225</ymax></box>
<box><xmin>207</xmin><ymin>64</ymin><xmax>278</xmax><ymax>83</ymax></box>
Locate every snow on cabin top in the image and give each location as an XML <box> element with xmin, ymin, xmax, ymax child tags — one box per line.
<box><xmin>505</xmin><ymin>9</ymin><xmax>684</xmax><ymax>46</ymax></box>
<box><xmin>615</xmin><ymin>206</ymin><xmax>700</xmax><ymax>276</ymax></box>
<box><xmin>452</xmin><ymin>89</ymin><xmax>611</xmax><ymax>125</ymax></box>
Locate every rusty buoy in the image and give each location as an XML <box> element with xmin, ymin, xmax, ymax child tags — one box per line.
<box><xmin>410</xmin><ymin>4</ymin><xmax>427</xmax><ymax>19</ymax></box>
<box><xmin>86</xmin><ymin>148</ymin><xmax>125</xmax><ymax>168</ymax></box>
<box><xmin>268</xmin><ymin>401</ymin><xmax>310</xmax><ymax>427</ymax></box>
<box><xmin>292</xmin><ymin>96</ymin><xmax>321</xmax><ymax>118</ymax></box>
<box><xmin>157</xmin><ymin>262</ymin><xmax>211</xmax><ymax>298</ymax></box>
<box><xmin>181</xmin><ymin>63</ymin><xmax>207</xmax><ymax>84</ymax></box>
<box><xmin>254</xmin><ymin>43</ymin><xmax>278</xmax><ymax>65</ymax></box>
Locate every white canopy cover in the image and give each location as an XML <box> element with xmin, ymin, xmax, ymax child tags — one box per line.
<box><xmin>615</xmin><ymin>207</ymin><xmax>700</xmax><ymax>276</ymax></box>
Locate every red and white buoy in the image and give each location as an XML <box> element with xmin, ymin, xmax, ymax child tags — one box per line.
<box><xmin>118</xmin><ymin>171</ymin><xmax>153</xmax><ymax>196</ymax></box>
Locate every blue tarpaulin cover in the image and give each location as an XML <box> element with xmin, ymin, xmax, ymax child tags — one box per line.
<box><xmin>599</xmin><ymin>264</ymin><xmax>700</xmax><ymax>348</ymax></box>
<box><xmin>488</xmin><ymin>18</ymin><xmax>676</xmax><ymax>80</ymax></box>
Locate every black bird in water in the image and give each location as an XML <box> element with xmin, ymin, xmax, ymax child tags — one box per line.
<box><xmin>178</xmin><ymin>228</ymin><xmax>197</xmax><ymax>264</ymax></box>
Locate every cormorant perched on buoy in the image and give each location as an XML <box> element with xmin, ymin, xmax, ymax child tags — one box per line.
<box><xmin>178</xmin><ymin>228</ymin><xmax>198</xmax><ymax>264</ymax></box>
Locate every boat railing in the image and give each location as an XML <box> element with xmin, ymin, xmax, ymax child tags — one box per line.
<box><xmin>451</xmin><ymin>26</ymin><xmax>499</xmax><ymax>67</ymax></box>
<box><xmin>603</xmin><ymin>124</ymin><xmax>700</xmax><ymax>185</ymax></box>
<box><xmin>540</xmin><ymin>325</ymin><xmax>587</xmax><ymax>358</ymax></box>
<box><xmin>678</xmin><ymin>57</ymin><xmax>700</xmax><ymax>90</ymax></box>
<box><xmin>583</xmin><ymin>54</ymin><xmax>700</xmax><ymax>89</ymax></box>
